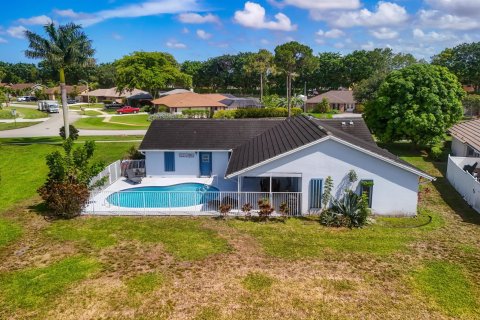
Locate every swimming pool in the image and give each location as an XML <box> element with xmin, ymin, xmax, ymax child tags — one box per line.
<box><xmin>106</xmin><ymin>183</ymin><xmax>220</xmax><ymax>208</ymax></box>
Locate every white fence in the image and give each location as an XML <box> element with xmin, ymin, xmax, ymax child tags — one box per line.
<box><xmin>90</xmin><ymin>160</ymin><xmax>122</xmax><ymax>191</ymax></box>
<box><xmin>85</xmin><ymin>191</ymin><xmax>302</xmax><ymax>216</ymax></box>
<box><xmin>446</xmin><ymin>155</ymin><xmax>480</xmax><ymax>213</ymax></box>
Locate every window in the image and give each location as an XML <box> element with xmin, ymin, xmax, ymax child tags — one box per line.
<box><xmin>164</xmin><ymin>152</ymin><xmax>175</xmax><ymax>172</ymax></box>
<box><xmin>467</xmin><ymin>145</ymin><xmax>480</xmax><ymax>158</ymax></box>
<box><xmin>309</xmin><ymin>179</ymin><xmax>323</xmax><ymax>209</ymax></box>
<box><xmin>360</xmin><ymin>180</ymin><xmax>374</xmax><ymax>208</ymax></box>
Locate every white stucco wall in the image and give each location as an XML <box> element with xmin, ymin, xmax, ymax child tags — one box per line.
<box><xmin>451</xmin><ymin>137</ymin><xmax>467</xmax><ymax>157</ymax></box>
<box><xmin>145</xmin><ymin>151</ymin><xmax>230</xmax><ymax>178</ymax></box>
<box><xmin>237</xmin><ymin>139</ymin><xmax>421</xmax><ymax>216</ymax></box>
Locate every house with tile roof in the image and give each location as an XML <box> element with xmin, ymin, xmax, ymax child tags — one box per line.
<box><xmin>151</xmin><ymin>92</ymin><xmax>227</xmax><ymax>114</ymax></box>
<box><xmin>306</xmin><ymin>90</ymin><xmax>357</xmax><ymax>112</ymax></box>
<box><xmin>80</xmin><ymin>87</ymin><xmax>148</xmax><ymax>103</ymax></box>
<box><xmin>449</xmin><ymin>118</ymin><xmax>480</xmax><ymax>157</ymax></box>
<box><xmin>138</xmin><ymin>116</ymin><xmax>434</xmax><ymax>216</ymax></box>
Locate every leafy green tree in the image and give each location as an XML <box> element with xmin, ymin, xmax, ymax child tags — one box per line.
<box><xmin>432</xmin><ymin>42</ymin><xmax>480</xmax><ymax>91</ymax></box>
<box><xmin>364</xmin><ymin>64</ymin><xmax>465</xmax><ymax>146</ymax></box>
<box><xmin>37</xmin><ymin>139</ymin><xmax>104</xmax><ymax>218</ymax></box>
<box><xmin>244</xmin><ymin>49</ymin><xmax>275</xmax><ymax>101</ymax></box>
<box><xmin>274</xmin><ymin>41</ymin><xmax>316</xmax><ymax>116</ymax></box>
<box><xmin>463</xmin><ymin>94</ymin><xmax>480</xmax><ymax>116</ymax></box>
<box><xmin>25</xmin><ymin>22</ymin><xmax>95</xmax><ymax>139</ymax></box>
<box><xmin>91</xmin><ymin>63</ymin><xmax>116</xmax><ymax>88</ymax></box>
<box><xmin>196</xmin><ymin>54</ymin><xmax>237</xmax><ymax>91</ymax></box>
<box><xmin>115</xmin><ymin>51</ymin><xmax>191</xmax><ymax>97</ymax></box>
<box><xmin>181</xmin><ymin>60</ymin><xmax>203</xmax><ymax>88</ymax></box>
<box><xmin>311</xmin><ymin>52</ymin><xmax>346</xmax><ymax>90</ymax></box>
<box><xmin>314</xmin><ymin>98</ymin><xmax>330</xmax><ymax>113</ymax></box>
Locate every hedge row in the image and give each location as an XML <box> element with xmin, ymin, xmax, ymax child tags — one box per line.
<box><xmin>213</xmin><ymin>107</ymin><xmax>303</xmax><ymax>119</ymax></box>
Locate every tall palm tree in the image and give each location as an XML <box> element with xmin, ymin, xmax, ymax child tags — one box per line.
<box><xmin>24</xmin><ymin>23</ymin><xmax>95</xmax><ymax>138</ymax></box>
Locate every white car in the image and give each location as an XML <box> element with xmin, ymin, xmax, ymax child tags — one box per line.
<box><xmin>17</xmin><ymin>96</ymin><xmax>27</xmax><ymax>102</ymax></box>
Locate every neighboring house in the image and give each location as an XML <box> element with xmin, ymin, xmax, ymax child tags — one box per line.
<box><xmin>139</xmin><ymin>116</ymin><xmax>434</xmax><ymax>215</ymax></box>
<box><xmin>80</xmin><ymin>87</ymin><xmax>148</xmax><ymax>103</ymax></box>
<box><xmin>2</xmin><ymin>83</ymin><xmax>45</xmax><ymax>95</ymax></box>
<box><xmin>158</xmin><ymin>88</ymin><xmax>191</xmax><ymax>97</ymax></box>
<box><xmin>45</xmin><ymin>85</ymin><xmax>88</xmax><ymax>101</ymax></box>
<box><xmin>151</xmin><ymin>92</ymin><xmax>227</xmax><ymax>114</ymax></box>
<box><xmin>449</xmin><ymin>119</ymin><xmax>480</xmax><ymax>158</ymax></box>
<box><xmin>306</xmin><ymin>90</ymin><xmax>357</xmax><ymax>112</ymax></box>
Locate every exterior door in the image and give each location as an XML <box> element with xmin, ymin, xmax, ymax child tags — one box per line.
<box><xmin>199</xmin><ymin>152</ymin><xmax>212</xmax><ymax>176</ymax></box>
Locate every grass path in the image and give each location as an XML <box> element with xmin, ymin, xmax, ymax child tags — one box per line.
<box><xmin>0</xmin><ymin>142</ymin><xmax>479</xmax><ymax>319</ymax></box>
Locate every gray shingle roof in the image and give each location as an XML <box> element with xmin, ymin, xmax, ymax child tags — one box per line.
<box><xmin>139</xmin><ymin>118</ymin><xmax>283</xmax><ymax>151</ymax></box>
<box><xmin>449</xmin><ymin>118</ymin><xmax>480</xmax><ymax>152</ymax></box>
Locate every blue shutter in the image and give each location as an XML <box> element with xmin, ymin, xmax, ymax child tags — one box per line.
<box><xmin>309</xmin><ymin>179</ymin><xmax>323</xmax><ymax>209</ymax></box>
<box><xmin>164</xmin><ymin>152</ymin><xmax>175</xmax><ymax>172</ymax></box>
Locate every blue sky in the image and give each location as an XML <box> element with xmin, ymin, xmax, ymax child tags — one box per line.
<box><xmin>1</xmin><ymin>0</ymin><xmax>479</xmax><ymax>63</ymax></box>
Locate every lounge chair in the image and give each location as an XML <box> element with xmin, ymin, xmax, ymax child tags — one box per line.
<box><xmin>126</xmin><ymin>168</ymin><xmax>142</xmax><ymax>184</ymax></box>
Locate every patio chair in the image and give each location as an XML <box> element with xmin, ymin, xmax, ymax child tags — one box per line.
<box><xmin>126</xmin><ymin>168</ymin><xmax>142</xmax><ymax>184</ymax></box>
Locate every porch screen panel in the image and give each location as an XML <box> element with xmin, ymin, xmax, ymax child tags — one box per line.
<box><xmin>309</xmin><ymin>179</ymin><xmax>323</xmax><ymax>209</ymax></box>
<box><xmin>164</xmin><ymin>152</ymin><xmax>175</xmax><ymax>172</ymax></box>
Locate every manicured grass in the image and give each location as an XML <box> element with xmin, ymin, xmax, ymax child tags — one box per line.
<box><xmin>126</xmin><ymin>272</ymin><xmax>165</xmax><ymax>294</ymax></box>
<box><xmin>0</xmin><ymin>256</ymin><xmax>100</xmax><ymax>311</ymax></box>
<box><xmin>0</xmin><ymin>218</ymin><xmax>22</xmax><ymax>248</ymax></box>
<box><xmin>82</xmin><ymin>110</ymin><xmax>103</xmax><ymax>116</ymax></box>
<box><xmin>73</xmin><ymin>116</ymin><xmax>149</xmax><ymax>130</ymax></box>
<box><xmin>0</xmin><ymin>135</ymin><xmax>144</xmax><ymax>144</ymax></box>
<box><xmin>110</xmin><ymin>114</ymin><xmax>149</xmax><ymax>126</ymax></box>
<box><xmin>242</xmin><ymin>272</ymin><xmax>274</xmax><ymax>292</ymax></box>
<box><xmin>0</xmin><ymin>121</ymin><xmax>40</xmax><ymax>131</ymax></box>
<box><xmin>412</xmin><ymin>261</ymin><xmax>480</xmax><ymax>318</ymax></box>
<box><xmin>0</xmin><ymin>142</ymin><xmax>138</xmax><ymax>212</ymax></box>
<box><xmin>0</xmin><ymin>109</ymin><xmax>15</xmax><ymax>119</ymax></box>
<box><xmin>45</xmin><ymin>217</ymin><xmax>230</xmax><ymax>260</ymax></box>
<box><xmin>0</xmin><ymin>107</ymin><xmax>46</xmax><ymax>119</ymax></box>
<box><xmin>308</xmin><ymin>112</ymin><xmax>334</xmax><ymax>119</ymax></box>
<box><xmin>229</xmin><ymin>215</ymin><xmax>436</xmax><ymax>259</ymax></box>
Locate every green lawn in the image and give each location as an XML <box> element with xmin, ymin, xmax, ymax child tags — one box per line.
<box><xmin>82</xmin><ymin>110</ymin><xmax>103</xmax><ymax>116</ymax></box>
<box><xmin>0</xmin><ymin>107</ymin><xmax>46</xmax><ymax>119</ymax></box>
<box><xmin>0</xmin><ymin>121</ymin><xmax>41</xmax><ymax>131</ymax></box>
<box><xmin>0</xmin><ymin>135</ymin><xmax>144</xmax><ymax>144</ymax></box>
<box><xmin>73</xmin><ymin>116</ymin><xmax>150</xmax><ymax>130</ymax></box>
<box><xmin>308</xmin><ymin>112</ymin><xmax>334</xmax><ymax>119</ymax></box>
<box><xmin>0</xmin><ymin>141</ymin><xmax>479</xmax><ymax>319</ymax></box>
<box><xmin>110</xmin><ymin>114</ymin><xmax>149</xmax><ymax>126</ymax></box>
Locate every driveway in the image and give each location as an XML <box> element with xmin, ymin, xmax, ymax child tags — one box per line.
<box><xmin>332</xmin><ymin>113</ymin><xmax>363</xmax><ymax>118</ymax></box>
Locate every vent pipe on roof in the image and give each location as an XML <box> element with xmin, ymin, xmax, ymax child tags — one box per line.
<box><xmin>349</xmin><ymin>121</ymin><xmax>354</xmax><ymax>126</ymax></box>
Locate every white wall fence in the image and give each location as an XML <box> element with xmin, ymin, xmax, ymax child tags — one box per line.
<box><xmin>90</xmin><ymin>160</ymin><xmax>122</xmax><ymax>191</ymax></box>
<box><xmin>85</xmin><ymin>191</ymin><xmax>302</xmax><ymax>216</ymax></box>
<box><xmin>446</xmin><ymin>155</ymin><xmax>480</xmax><ymax>213</ymax></box>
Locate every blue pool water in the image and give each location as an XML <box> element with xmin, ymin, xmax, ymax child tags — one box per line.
<box><xmin>107</xmin><ymin>183</ymin><xmax>219</xmax><ymax>208</ymax></box>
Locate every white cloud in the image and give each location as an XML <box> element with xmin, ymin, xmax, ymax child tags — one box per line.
<box><xmin>426</xmin><ymin>0</ymin><xmax>480</xmax><ymax>17</ymax></box>
<box><xmin>17</xmin><ymin>15</ymin><xmax>52</xmax><ymax>25</ymax></box>
<box><xmin>316</xmin><ymin>28</ymin><xmax>345</xmax><ymax>38</ymax></box>
<box><xmin>196</xmin><ymin>29</ymin><xmax>212</xmax><ymax>40</ymax></box>
<box><xmin>166</xmin><ymin>40</ymin><xmax>187</xmax><ymax>48</ymax></box>
<box><xmin>370</xmin><ymin>27</ymin><xmax>399</xmax><ymax>40</ymax></box>
<box><xmin>333</xmin><ymin>42</ymin><xmax>345</xmax><ymax>49</ymax></box>
<box><xmin>112</xmin><ymin>32</ymin><xmax>123</xmax><ymax>40</ymax></box>
<box><xmin>182</xmin><ymin>27</ymin><xmax>189</xmax><ymax>34</ymax></box>
<box><xmin>328</xmin><ymin>2</ymin><xmax>409</xmax><ymax>28</ymax></box>
<box><xmin>234</xmin><ymin>2</ymin><xmax>297</xmax><ymax>31</ymax></box>
<box><xmin>66</xmin><ymin>0</ymin><xmax>201</xmax><ymax>26</ymax></box>
<box><xmin>260</xmin><ymin>38</ymin><xmax>270</xmax><ymax>45</ymax></box>
<box><xmin>7</xmin><ymin>26</ymin><xmax>27</xmax><ymax>39</ymax></box>
<box><xmin>53</xmin><ymin>9</ymin><xmax>95</xmax><ymax>20</ymax></box>
<box><xmin>273</xmin><ymin>0</ymin><xmax>360</xmax><ymax>10</ymax></box>
<box><xmin>178</xmin><ymin>13</ymin><xmax>220</xmax><ymax>24</ymax></box>
<box><xmin>418</xmin><ymin>10</ymin><xmax>480</xmax><ymax>30</ymax></box>
<box><xmin>412</xmin><ymin>28</ymin><xmax>456</xmax><ymax>43</ymax></box>
<box><xmin>0</xmin><ymin>37</ymin><xmax>7</xmax><ymax>43</ymax></box>
<box><xmin>361</xmin><ymin>41</ymin><xmax>375</xmax><ymax>50</ymax></box>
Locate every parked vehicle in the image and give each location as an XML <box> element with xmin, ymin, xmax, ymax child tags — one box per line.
<box><xmin>104</xmin><ymin>101</ymin><xmax>124</xmax><ymax>109</ymax></box>
<box><xmin>67</xmin><ymin>98</ymin><xmax>77</xmax><ymax>104</ymax></box>
<box><xmin>37</xmin><ymin>100</ymin><xmax>60</xmax><ymax>113</ymax></box>
<box><xmin>116</xmin><ymin>106</ymin><xmax>140</xmax><ymax>114</ymax></box>
<box><xmin>17</xmin><ymin>96</ymin><xmax>38</xmax><ymax>102</ymax></box>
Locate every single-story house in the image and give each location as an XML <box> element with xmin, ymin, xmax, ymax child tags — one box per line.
<box><xmin>79</xmin><ymin>87</ymin><xmax>148</xmax><ymax>103</ymax></box>
<box><xmin>1</xmin><ymin>83</ymin><xmax>46</xmax><ymax>95</ymax></box>
<box><xmin>45</xmin><ymin>85</ymin><xmax>88</xmax><ymax>101</ymax></box>
<box><xmin>450</xmin><ymin>119</ymin><xmax>480</xmax><ymax>157</ymax></box>
<box><xmin>139</xmin><ymin>116</ymin><xmax>434</xmax><ymax>215</ymax></box>
<box><xmin>151</xmin><ymin>92</ymin><xmax>227</xmax><ymax>114</ymax></box>
<box><xmin>306</xmin><ymin>90</ymin><xmax>357</xmax><ymax>112</ymax></box>
<box><xmin>158</xmin><ymin>88</ymin><xmax>191</xmax><ymax>97</ymax></box>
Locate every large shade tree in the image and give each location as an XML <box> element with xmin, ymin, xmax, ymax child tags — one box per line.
<box><xmin>274</xmin><ymin>41</ymin><xmax>316</xmax><ymax>116</ymax></box>
<box><xmin>364</xmin><ymin>64</ymin><xmax>464</xmax><ymax>146</ymax></box>
<box><xmin>25</xmin><ymin>23</ymin><xmax>95</xmax><ymax>138</ymax></box>
<box><xmin>115</xmin><ymin>51</ymin><xmax>192</xmax><ymax>97</ymax></box>
<box><xmin>243</xmin><ymin>49</ymin><xmax>275</xmax><ymax>101</ymax></box>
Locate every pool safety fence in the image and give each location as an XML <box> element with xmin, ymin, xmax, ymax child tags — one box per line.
<box><xmin>84</xmin><ymin>191</ymin><xmax>302</xmax><ymax>216</ymax></box>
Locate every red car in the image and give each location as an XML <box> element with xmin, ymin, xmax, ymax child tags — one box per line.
<box><xmin>116</xmin><ymin>106</ymin><xmax>140</xmax><ymax>114</ymax></box>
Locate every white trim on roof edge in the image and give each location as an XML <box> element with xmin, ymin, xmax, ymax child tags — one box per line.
<box><xmin>225</xmin><ymin>136</ymin><xmax>435</xmax><ymax>181</ymax></box>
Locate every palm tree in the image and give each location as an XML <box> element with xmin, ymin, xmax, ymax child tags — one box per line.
<box><xmin>24</xmin><ymin>23</ymin><xmax>95</xmax><ymax>138</ymax></box>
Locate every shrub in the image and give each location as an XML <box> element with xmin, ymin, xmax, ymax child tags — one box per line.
<box><xmin>182</xmin><ymin>109</ymin><xmax>209</xmax><ymax>118</ymax></box>
<box><xmin>124</xmin><ymin>145</ymin><xmax>145</xmax><ymax>160</ymax></box>
<box><xmin>279</xmin><ymin>201</ymin><xmax>289</xmax><ymax>219</ymax></box>
<box><xmin>148</xmin><ymin>112</ymin><xmax>185</xmax><ymax>121</ymax></box>
<box><xmin>322</xmin><ymin>176</ymin><xmax>333</xmax><ymax>209</ymax></box>
<box><xmin>102</xmin><ymin>100</ymin><xmax>112</xmax><ymax>104</ymax></box>
<box><xmin>37</xmin><ymin>139</ymin><xmax>105</xmax><ymax>219</ymax></box>
<box><xmin>59</xmin><ymin>125</ymin><xmax>79</xmax><ymax>140</ymax></box>
<box><xmin>430</xmin><ymin>142</ymin><xmax>444</xmax><ymax>160</ymax></box>
<box><xmin>354</xmin><ymin>104</ymin><xmax>365</xmax><ymax>113</ymax></box>
<box><xmin>241</xmin><ymin>203</ymin><xmax>253</xmax><ymax>219</ymax></box>
<box><xmin>313</xmin><ymin>98</ymin><xmax>330</xmax><ymax>113</ymax></box>
<box><xmin>258</xmin><ymin>198</ymin><xmax>274</xmax><ymax>220</ymax></box>
<box><xmin>219</xmin><ymin>203</ymin><xmax>232</xmax><ymax>218</ymax></box>
<box><xmin>213</xmin><ymin>110</ymin><xmax>237</xmax><ymax>119</ymax></box>
<box><xmin>320</xmin><ymin>210</ymin><xmax>349</xmax><ymax>227</ymax></box>
<box><xmin>329</xmin><ymin>191</ymin><xmax>370</xmax><ymax>228</ymax></box>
